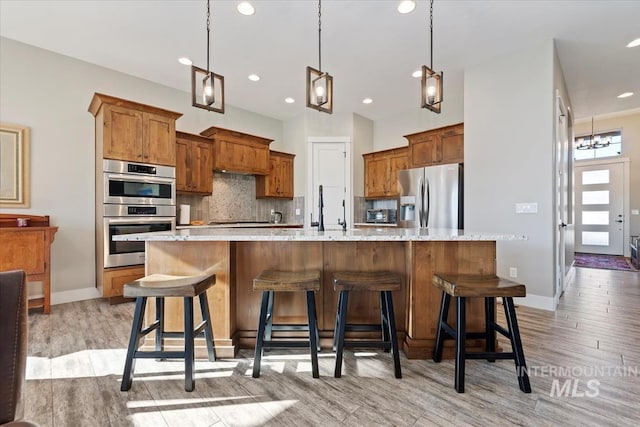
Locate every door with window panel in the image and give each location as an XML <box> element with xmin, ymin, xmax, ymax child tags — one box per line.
<box><xmin>575</xmin><ymin>162</ymin><xmax>624</xmax><ymax>255</ymax></box>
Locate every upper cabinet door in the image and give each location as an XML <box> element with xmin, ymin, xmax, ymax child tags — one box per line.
<box><xmin>405</xmin><ymin>123</ymin><xmax>464</xmax><ymax>168</ymax></box>
<box><xmin>103</xmin><ymin>105</ymin><xmax>144</xmax><ymax>162</ymax></box>
<box><xmin>256</xmin><ymin>151</ymin><xmax>295</xmax><ymax>199</ymax></box>
<box><xmin>408</xmin><ymin>133</ymin><xmax>439</xmax><ymax>168</ymax></box>
<box><xmin>89</xmin><ymin>93</ymin><xmax>182</xmax><ymax>166</ymax></box>
<box><xmin>144</xmin><ymin>112</ymin><xmax>176</xmax><ymax>166</ymax></box>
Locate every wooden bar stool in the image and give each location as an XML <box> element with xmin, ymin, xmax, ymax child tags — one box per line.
<box><xmin>121</xmin><ymin>271</ymin><xmax>216</xmax><ymax>392</ymax></box>
<box><xmin>253</xmin><ymin>270</ymin><xmax>321</xmax><ymax>378</ymax></box>
<box><xmin>432</xmin><ymin>273</ymin><xmax>531</xmax><ymax>393</ymax></box>
<box><xmin>332</xmin><ymin>271</ymin><xmax>402</xmax><ymax>379</ymax></box>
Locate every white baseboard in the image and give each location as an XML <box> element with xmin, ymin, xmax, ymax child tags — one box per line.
<box><xmin>514</xmin><ymin>294</ymin><xmax>556</xmax><ymax>311</ymax></box>
<box><xmin>51</xmin><ymin>287</ymin><xmax>101</xmax><ymax>306</ymax></box>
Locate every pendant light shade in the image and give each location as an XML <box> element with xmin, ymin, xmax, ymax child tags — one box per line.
<box><xmin>307</xmin><ymin>66</ymin><xmax>333</xmax><ymax>113</ymax></box>
<box><xmin>192</xmin><ymin>0</ymin><xmax>225</xmax><ymax>113</ymax></box>
<box><xmin>421</xmin><ymin>0</ymin><xmax>443</xmax><ymax>113</ymax></box>
<box><xmin>306</xmin><ymin>0</ymin><xmax>333</xmax><ymax>114</ymax></box>
<box><xmin>421</xmin><ymin>65</ymin><xmax>442</xmax><ymax>113</ymax></box>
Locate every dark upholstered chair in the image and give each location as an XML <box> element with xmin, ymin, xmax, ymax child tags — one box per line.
<box><xmin>0</xmin><ymin>270</ymin><xmax>40</xmax><ymax>427</ymax></box>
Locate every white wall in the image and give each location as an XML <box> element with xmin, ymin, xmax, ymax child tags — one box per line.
<box><xmin>465</xmin><ymin>39</ymin><xmax>556</xmax><ymax>310</ymax></box>
<box><xmin>573</xmin><ymin>109</ymin><xmax>640</xmax><ymax>237</ymax></box>
<box><xmin>0</xmin><ymin>37</ymin><xmax>283</xmax><ymax>302</ymax></box>
<box><xmin>373</xmin><ymin>70</ymin><xmax>465</xmax><ymax>151</ymax></box>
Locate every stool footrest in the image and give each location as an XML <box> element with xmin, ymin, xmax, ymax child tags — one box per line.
<box><xmin>466</xmin><ymin>352</ymin><xmax>515</xmax><ymax>360</ymax></box>
<box><xmin>343</xmin><ymin>341</ymin><xmax>391</xmax><ymax>349</ymax></box>
<box><xmin>271</xmin><ymin>324</ymin><xmax>312</xmax><ymax>331</ymax></box>
<box><xmin>161</xmin><ymin>331</ymin><xmax>208</xmax><ymax>339</ymax></box>
<box><xmin>262</xmin><ymin>341</ymin><xmax>312</xmax><ymax>349</ymax></box>
<box><xmin>133</xmin><ymin>350</ymin><xmax>185</xmax><ymax>359</ymax></box>
<box><xmin>344</xmin><ymin>324</ymin><xmax>382</xmax><ymax>332</ymax></box>
<box><xmin>139</xmin><ymin>320</ymin><xmax>160</xmax><ymax>337</ymax></box>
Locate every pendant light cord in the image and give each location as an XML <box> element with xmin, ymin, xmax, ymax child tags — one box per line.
<box><xmin>206</xmin><ymin>0</ymin><xmax>211</xmax><ymax>73</ymax></box>
<box><xmin>318</xmin><ymin>0</ymin><xmax>322</xmax><ymax>72</ymax></box>
<box><xmin>429</xmin><ymin>0</ymin><xmax>434</xmax><ymax>69</ymax></box>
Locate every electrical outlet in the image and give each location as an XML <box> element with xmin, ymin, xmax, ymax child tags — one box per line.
<box><xmin>509</xmin><ymin>267</ymin><xmax>518</xmax><ymax>278</ymax></box>
<box><xmin>295</xmin><ymin>208</ymin><xmax>301</xmax><ymax>215</ymax></box>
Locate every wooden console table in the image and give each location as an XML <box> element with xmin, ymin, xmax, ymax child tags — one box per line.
<box><xmin>0</xmin><ymin>214</ymin><xmax>58</xmax><ymax>313</ymax></box>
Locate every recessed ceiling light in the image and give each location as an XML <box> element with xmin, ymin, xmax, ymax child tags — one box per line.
<box><xmin>397</xmin><ymin>1</ymin><xmax>416</xmax><ymax>14</ymax></box>
<box><xmin>617</xmin><ymin>92</ymin><xmax>634</xmax><ymax>98</ymax></box>
<box><xmin>412</xmin><ymin>70</ymin><xmax>422</xmax><ymax>78</ymax></box>
<box><xmin>362</xmin><ymin>98</ymin><xmax>373</xmax><ymax>104</ymax></box>
<box><xmin>178</xmin><ymin>57</ymin><xmax>192</xmax><ymax>66</ymax></box>
<box><xmin>626</xmin><ymin>38</ymin><xmax>640</xmax><ymax>48</ymax></box>
<box><xmin>237</xmin><ymin>2</ymin><xmax>255</xmax><ymax>16</ymax></box>
<box><xmin>285</xmin><ymin>97</ymin><xmax>295</xmax><ymax>104</ymax></box>
<box><xmin>248</xmin><ymin>74</ymin><xmax>260</xmax><ymax>81</ymax></box>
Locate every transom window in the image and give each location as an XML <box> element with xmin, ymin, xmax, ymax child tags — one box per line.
<box><xmin>574</xmin><ymin>131</ymin><xmax>622</xmax><ymax>161</ymax></box>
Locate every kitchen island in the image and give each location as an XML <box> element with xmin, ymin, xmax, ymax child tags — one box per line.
<box><xmin>116</xmin><ymin>228</ymin><xmax>525</xmax><ymax>359</ymax></box>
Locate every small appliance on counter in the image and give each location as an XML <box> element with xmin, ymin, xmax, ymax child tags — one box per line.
<box><xmin>366</xmin><ymin>208</ymin><xmax>397</xmax><ymax>224</ymax></box>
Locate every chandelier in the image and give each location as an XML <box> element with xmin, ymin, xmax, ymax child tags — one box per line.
<box><xmin>191</xmin><ymin>0</ymin><xmax>225</xmax><ymax>113</ymax></box>
<box><xmin>421</xmin><ymin>0</ymin><xmax>443</xmax><ymax>113</ymax></box>
<box><xmin>306</xmin><ymin>0</ymin><xmax>333</xmax><ymax>114</ymax></box>
<box><xmin>576</xmin><ymin>117</ymin><xmax>611</xmax><ymax>150</ymax></box>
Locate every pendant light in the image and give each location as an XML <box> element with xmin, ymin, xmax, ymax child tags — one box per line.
<box><xmin>421</xmin><ymin>0</ymin><xmax>443</xmax><ymax>113</ymax></box>
<box><xmin>576</xmin><ymin>117</ymin><xmax>611</xmax><ymax>150</ymax></box>
<box><xmin>306</xmin><ymin>0</ymin><xmax>333</xmax><ymax>114</ymax></box>
<box><xmin>191</xmin><ymin>0</ymin><xmax>225</xmax><ymax>113</ymax></box>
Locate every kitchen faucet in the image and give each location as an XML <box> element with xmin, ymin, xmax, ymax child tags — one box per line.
<box><xmin>338</xmin><ymin>199</ymin><xmax>347</xmax><ymax>231</ymax></box>
<box><xmin>310</xmin><ymin>185</ymin><xmax>325</xmax><ymax>231</ymax></box>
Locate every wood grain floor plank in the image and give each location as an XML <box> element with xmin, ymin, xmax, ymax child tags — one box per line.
<box><xmin>21</xmin><ymin>266</ymin><xmax>640</xmax><ymax>426</ymax></box>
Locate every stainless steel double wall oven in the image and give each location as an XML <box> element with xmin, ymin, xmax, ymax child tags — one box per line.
<box><xmin>102</xmin><ymin>159</ymin><xmax>176</xmax><ymax>268</ymax></box>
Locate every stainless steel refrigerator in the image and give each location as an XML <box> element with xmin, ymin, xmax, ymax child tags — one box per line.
<box><xmin>397</xmin><ymin>164</ymin><xmax>463</xmax><ymax>229</ymax></box>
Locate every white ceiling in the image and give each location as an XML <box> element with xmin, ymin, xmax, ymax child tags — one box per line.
<box><xmin>1</xmin><ymin>0</ymin><xmax>639</xmax><ymax>122</ymax></box>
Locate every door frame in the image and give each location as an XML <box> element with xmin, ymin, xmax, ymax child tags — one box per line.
<box><xmin>574</xmin><ymin>157</ymin><xmax>631</xmax><ymax>257</ymax></box>
<box><xmin>554</xmin><ymin>92</ymin><xmax>571</xmax><ymax>303</ymax></box>
<box><xmin>306</xmin><ymin>137</ymin><xmax>352</xmax><ymax>228</ymax></box>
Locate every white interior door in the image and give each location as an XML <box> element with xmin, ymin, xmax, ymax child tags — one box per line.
<box><xmin>308</xmin><ymin>139</ymin><xmax>350</xmax><ymax>230</ymax></box>
<box><xmin>575</xmin><ymin>162</ymin><xmax>625</xmax><ymax>255</ymax></box>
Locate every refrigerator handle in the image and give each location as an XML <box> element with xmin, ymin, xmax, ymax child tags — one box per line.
<box><xmin>424</xmin><ymin>179</ymin><xmax>430</xmax><ymax>228</ymax></box>
<box><xmin>419</xmin><ymin>176</ymin><xmax>425</xmax><ymax>228</ymax></box>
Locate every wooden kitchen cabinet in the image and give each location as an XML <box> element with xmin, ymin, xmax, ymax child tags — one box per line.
<box><xmin>256</xmin><ymin>151</ymin><xmax>295</xmax><ymax>199</ymax></box>
<box><xmin>363</xmin><ymin>146</ymin><xmax>408</xmax><ymax>198</ymax></box>
<box><xmin>102</xmin><ymin>265</ymin><xmax>145</xmax><ymax>302</ymax></box>
<box><xmin>88</xmin><ymin>93</ymin><xmax>183</xmax><ymax>166</ymax></box>
<box><xmin>0</xmin><ymin>214</ymin><xmax>58</xmax><ymax>314</ymax></box>
<box><xmin>176</xmin><ymin>131</ymin><xmax>213</xmax><ymax>194</ymax></box>
<box><xmin>405</xmin><ymin>123</ymin><xmax>464</xmax><ymax>168</ymax></box>
<box><xmin>199</xmin><ymin>126</ymin><xmax>273</xmax><ymax>175</ymax></box>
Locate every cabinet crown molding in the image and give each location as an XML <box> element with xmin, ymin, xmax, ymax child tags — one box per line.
<box><xmin>88</xmin><ymin>93</ymin><xmax>183</xmax><ymax>120</ymax></box>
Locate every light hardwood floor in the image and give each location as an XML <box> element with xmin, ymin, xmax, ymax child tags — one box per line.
<box><xmin>23</xmin><ymin>267</ymin><xmax>639</xmax><ymax>426</ymax></box>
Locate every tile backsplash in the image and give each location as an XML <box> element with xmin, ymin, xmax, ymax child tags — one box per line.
<box><xmin>177</xmin><ymin>172</ymin><xmax>303</xmax><ymax>224</ymax></box>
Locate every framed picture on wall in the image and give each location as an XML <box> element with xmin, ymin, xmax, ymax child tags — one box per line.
<box><xmin>0</xmin><ymin>122</ymin><xmax>30</xmax><ymax>208</ymax></box>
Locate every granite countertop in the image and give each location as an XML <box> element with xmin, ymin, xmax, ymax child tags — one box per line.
<box><xmin>114</xmin><ymin>227</ymin><xmax>527</xmax><ymax>242</ymax></box>
<box><xmin>353</xmin><ymin>222</ymin><xmax>397</xmax><ymax>227</ymax></box>
<box><xmin>177</xmin><ymin>222</ymin><xmax>304</xmax><ymax>230</ymax></box>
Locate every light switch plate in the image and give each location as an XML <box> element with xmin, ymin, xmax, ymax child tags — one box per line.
<box><xmin>516</xmin><ymin>202</ymin><xmax>538</xmax><ymax>213</ymax></box>
<box><xmin>632</xmin><ymin>209</ymin><xmax>640</xmax><ymax>215</ymax></box>
<box><xmin>295</xmin><ymin>208</ymin><xmax>301</xmax><ymax>215</ymax></box>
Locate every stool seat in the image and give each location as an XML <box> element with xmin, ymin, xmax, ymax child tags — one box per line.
<box><xmin>333</xmin><ymin>271</ymin><xmax>401</xmax><ymax>292</ymax></box>
<box><xmin>332</xmin><ymin>270</ymin><xmax>402</xmax><ymax>379</ymax></box>
<box><xmin>432</xmin><ymin>273</ymin><xmax>531</xmax><ymax>394</ymax></box>
<box><xmin>253</xmin><ymin>270</ymin><xmax>321</xmax><ymax>291</ymax></box>
<box><xmin>121</xmin><ymin>270</ymin><xmax>217</xmax><ymax>392</ymax></box>
<box><xmin>124</xmin><ymin>273</ymin><xmax>216</xmax><ymax>297</ymax></box>
<box><xmin>433</xmin><ymin>274</ymin><xmax>526</xmax><ymax>298</ymax></box>
<box><xmin>253</xmin><ymin>270</ymin><xmax>321</xmax><ymax>378</ymax></box>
